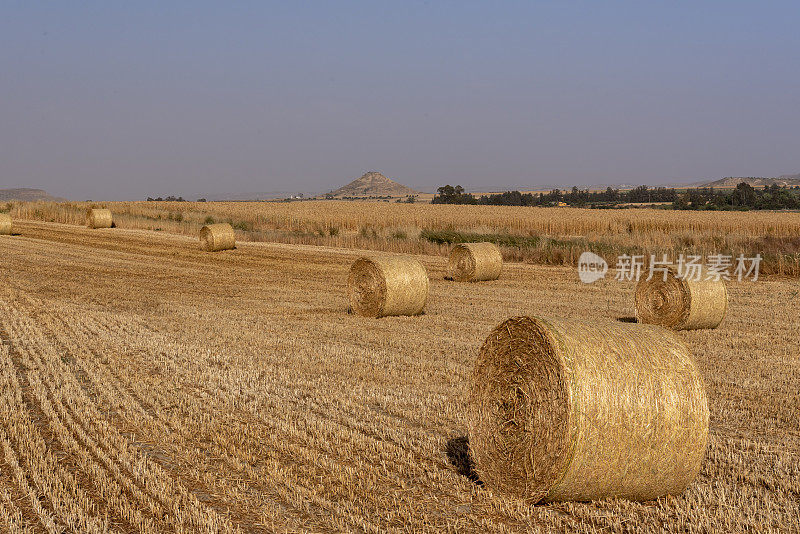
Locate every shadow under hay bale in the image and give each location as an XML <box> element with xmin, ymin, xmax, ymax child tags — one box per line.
<box><xmin>446</xmin><ymin>242</ymin><xmax>503</xmax><ymax>282</ymax></box>
<box><xmin>445</xmin><ymin>436</ymin><xmax>482</xmax><ymax>485</ymax></box>
<box><xmin>347</xmin><ymin>256</ymin><xmax>429</xmax><ymax>317</ymax></box>
<box><xmin>468</xmin><ymin>316</ymin><xmax>709</xmax><ymax>504</ymax></box>
<box><xmin>616</xmin><ymin>316</ymin><xmax>637</xmax><ymax>323</ymax></box>
<box><xmin>200</xmin><ymin>223</ymin><xmax>236</xmax><ymax>252</ymax></box>
<box><xmin>86</xmin><ymin>208</ymin><xmax>113</xmax><ymax>229</ymax></box>
<box><xmin>635</xmin><ymin>266</ymin><xmax>728</xmax><ymax>330</ymax></box>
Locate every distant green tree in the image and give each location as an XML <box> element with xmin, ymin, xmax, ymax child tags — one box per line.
<box><xmin>731</xmin><ymin>182</ymin><xmax>757</xmax><ymax>207</ymax></box>
<box><xmin>432</xmin><ymin>185</ymin><xmax>477</xmax><ymax>204</ymax></box>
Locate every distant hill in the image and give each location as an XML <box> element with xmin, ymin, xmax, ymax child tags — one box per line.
<box><xmin>697</xmin><ymin>175</ymin><xmax>800</xmax><ymax>188</ymax></box>
<box><xmin>328</xmin><ymin>172</ymin><xmax>418</xmax><ymax>197</ymax></box>
<box><xmin>0</xmin><ymin>188</ymin><xmax>66</xmax><ymax>202</ymax></box>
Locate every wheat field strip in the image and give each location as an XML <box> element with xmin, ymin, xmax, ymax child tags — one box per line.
<box><xmin>11</xmin><ymin>201</ymin><xmax>800</xmax><ymax>277</ymax></box>
<box><xmin>0</xmin><ymin>221</ymin><xmax>798</xmax><ymax>532</ymax></box>
<box><xmin>14</xmin><ymin>201</ymin><xmax>800</xmax><ymax>237</ymax></box>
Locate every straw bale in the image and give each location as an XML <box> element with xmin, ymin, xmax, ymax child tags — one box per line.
<box><xmin>348</xmin><ymin>256</ymin><xmax>429</xmax><ymax>317</ymax></box>
<box><xmin>0</xmin><ymin>214</ymin><xmax>11</xmax><ymax>235</ymax></box>
<box><xmin>635</xmin><ymin>266</ymin><xmax>727</xmax><ymax>330</ymax></box>
<box><xmin>86</xmin><ymin>209</ymin><xmax>113</xmax><ymax>229</ymax></box>
<box><xmin>447</xmin><ymin>242</ymin><xmax>503</xmax><ymax>282</ymax></box>
<box><xmin>199</xmin><ymin>223</ymin><xmax>236</xmax><ymax>252</ymax></box>
<box><xmin>468</xmin><ymin>316</ymin><xmax>709</xmax><ymax>503</ymax></box>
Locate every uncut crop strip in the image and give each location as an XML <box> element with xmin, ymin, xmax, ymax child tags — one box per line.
<box><xmin>11</xmin><ymin>202</ymin><xmax>800</xmax><ymax>277</ymax></box>
<box><xmin>13</xmin><ymin>201</ymin><xmax>800</xmax><ymax>238</ymax></box>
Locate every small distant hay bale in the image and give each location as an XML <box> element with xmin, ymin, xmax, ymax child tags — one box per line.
<box><xmin>447</xmin><ymin>242</ymin><xmax>503</xmax><ymax>282</ymax></box>
<box><xmin>635</xmin><ymin>266</ymin><xmax>728</xmax><ymax>330</ymax></box>
<box><xmin>348</xmin><ymin>256</ymin><xmax>429</xmax><ymax>317</ymax></box>
<box><xmin>199</xmin><ymin>223</ymin><xmax>236</xmax><ymax>252</ymax></box>
<box><xmin>0</xmin><ymin>214</ymin><xmax>11</xmax><ymax>235</ymax></box>
<box><xmin>468</xmin><ymin>316</ymin><xmax>709</xmax><ymax>503</ymax></box>
<box><xmin>86</xmin><ymin>208</ymin><xmax>113</xmax><ymax>229</ymax></box>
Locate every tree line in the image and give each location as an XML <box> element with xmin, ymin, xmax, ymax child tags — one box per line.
<box><xmin>431</xmin><ymin>183</ymin><xmax>800</xmax><ymax>210</ymax></box>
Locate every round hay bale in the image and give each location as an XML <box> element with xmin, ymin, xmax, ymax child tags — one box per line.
<box><xmin>348</xmin><ymin>256</ymin><xmax>429</xmax><ymax>317</ymax></box>
<box><xmin>199</xmin><ymin>223</ymin><xmax>236</xmax><ymax>252</ymax></box>
<box><xmin>468</xmin><ymin>316</ymin><xmax>709</xmax><ymax>504</ymax></box>
<box><xmin>0</xmin><ymin>214</ymin><xmax>11</xmax><ymax>235</ymax></box>
<box><xmin>86</xmin><ymin>208</ymin><xmax>113</xmax><ymax>229</ymax></box>
<box><xmin>635</xmin><ymin>266</ymin><xmax>727</xmax><ymax>330</ymax></box>
<box><xmin>447</xmin><ymin>242</ymin><xmax>503</xmax><ymax>282</ymax></box>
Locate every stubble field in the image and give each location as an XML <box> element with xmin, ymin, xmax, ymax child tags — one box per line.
<box><xmin>0</xmin><ymin>214</ymin><xmax>798</xmax><ymax>533</ymax></box>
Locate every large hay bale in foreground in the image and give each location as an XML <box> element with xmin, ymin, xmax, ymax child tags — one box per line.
<box><xmin>86</xmin><ymin>209</ymin><xmax>113</xmax><ymax>229</ymax></box>
<box><xmin>199</xmin><ymin>223</ymin><xmax>236</xmax><ymax>252</ymax></box>
<box><xmin>447</xmin><ymin>242</ymin><xmax>503</xmax><ymax>282</ymax></box>
<box><xmin>635</xmin><ymin>266</ymin><xmax>727</xmax><ymax>330</ymax></box>
<box><xmin>348</xmin><ymin>256</ymin><xmax>429</xmax><ymax>317</ymax></box>
<box><xmin>0</xmin><ymin>214</ymin><xmax>11</xmax><ymax>235</ymax></box>
<box><xmin>468</xmin><ymin>316</ymin><xmax>708</xmax><ymax>503</ymax></box>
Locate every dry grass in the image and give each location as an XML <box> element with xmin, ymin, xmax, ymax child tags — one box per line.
<box><xmin>0</xmin><ymin>220</ymin><xmax>798</xmax><ymax>532</ymax></box>
<box><xmin>8</xmin><ymin>200</ymin><xmax>800</xmax><ymax>276</ymax></box>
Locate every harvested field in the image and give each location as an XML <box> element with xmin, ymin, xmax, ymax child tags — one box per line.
<box><xmin>0</xmin><ymin>220</ymin><xmax>798</xmax><ymax>532</ymax></box>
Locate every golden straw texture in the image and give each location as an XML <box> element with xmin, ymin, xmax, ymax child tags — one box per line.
<box><xmin>446</xmin><ymin>242</ymin><xmax>503</xmax><ymax>282</ymax></box>
<box><xmin>468</xmin><ymin>316</ymin><xmax>709</xmax><ymax>504</ymax></box>
<box><xmin>348</xmin><ymin>256</ymin><xmax>429</xmax><ymax>317</ymax></box>
<box><xmin>0</xmin><ymin>214</ymin><xmax>11</xmax><ymax>235</ymax></box>
<box><xmin>85</xmin><ymin>208</ymin><xmax>113</xmax><ymax>229</ymax></box>
<box><xmin>199</xmin><ymin>223</ymin><xmax>236</xmax><ymax>252</ymax></box>
<box><xmin>635</xmin><ymin>266</ymin><xmax>728</xmax><ymax>330</ymax></box>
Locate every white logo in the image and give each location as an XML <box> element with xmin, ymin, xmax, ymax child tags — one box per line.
<box><xmin>578</xmin><ymin>252</ymin><xmax>608</xmax><ymax>284</ymax></box>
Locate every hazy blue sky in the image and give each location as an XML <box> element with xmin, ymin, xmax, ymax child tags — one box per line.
<box><xmin>1</xmin><ymin>2</ymin><xmax>799</xmax><ymax>200</ymax></box>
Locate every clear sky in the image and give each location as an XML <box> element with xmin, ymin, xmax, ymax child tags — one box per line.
<box><xmin>1</xmin><ymin>1</ymin><xmax>799</xmax><ymax>200</ymax></box>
